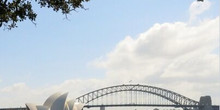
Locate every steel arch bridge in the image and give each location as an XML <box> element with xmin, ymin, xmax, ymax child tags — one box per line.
<box><xmin>76</xmin><ymin>84</ymin><xmax>202</xmax><ymax>110</ymax></box>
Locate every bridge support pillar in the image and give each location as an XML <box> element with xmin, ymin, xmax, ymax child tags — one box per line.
<box><xmin>100</xmin><ymin>106</ymin><xmax>105</xmax><ymax>110</ymax></box>
<box><xmin>199</xmin><ymin>96</ymin><xmax>213</xmax><ymax>110</ymax></box>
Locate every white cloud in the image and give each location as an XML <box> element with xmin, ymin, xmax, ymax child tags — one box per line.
<box><xmin>92</xmin><ymin>17</ymin><xmax>220</xmax><ymax>104</ymax></box>
<box><xmin>189</xmin><ymin>0</ymin><xmax>211</xmax><ymax>23</ymax></box>
<box><xmin>94</xmin><ymin>17</ymin><xmax>219</xmax><ymax>79</ymax></box>
<box><xmin>1</xmin><ymin>83</ymin><xmax>28</xmax><ymax>93</ymax></box>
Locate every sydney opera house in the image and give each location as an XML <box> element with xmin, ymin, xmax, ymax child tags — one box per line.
<box><xmin>25</xmin><ymin>93</ymin><xmax>84</xmax><ymax>110</ymax></box>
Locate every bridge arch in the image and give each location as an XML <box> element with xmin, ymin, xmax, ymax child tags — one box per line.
<box><xmin>76</xmin><ymin>84</ymin><xmax>199</xmax><ymax>107</ymax></box>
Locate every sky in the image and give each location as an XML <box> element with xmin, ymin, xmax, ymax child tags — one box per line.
<box><xmin>0</xmin><ymin>0</ymin><xmax>219</xmax><ymax>109</ymax></box>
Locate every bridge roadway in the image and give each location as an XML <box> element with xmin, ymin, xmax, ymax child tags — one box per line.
<box><xmin>85</xmin><ymin>104</ymin><xmax>204</xmax><ymax>108</ymax></box>
<box><xmin>84</xmin><ymin>104</ymin><xmax>219</xmax><ymax>110</ymax></box>
<box><xmin>0</xmin><ymin>107</ymin><xmax>27</xmax><ymax>110</ymax></box>
<box><xmin>0</xmin><ymin>105</ymin><xmax>219</xmax><ymax>110</ymax></box>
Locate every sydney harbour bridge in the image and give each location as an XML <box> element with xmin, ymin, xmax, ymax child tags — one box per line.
<box><xmin>75</xmin><ymin>84</ymin><xmax>219</xmax><ymax>110</ymax></box>
<box><xmin>0</xmin><ymin>84</ymin><xmax>219</xmax><ymax>110</ymax></box>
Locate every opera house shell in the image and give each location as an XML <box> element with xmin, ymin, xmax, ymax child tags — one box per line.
<box><xmin>26</xmin><ymin>93</ymin><xmax>84</xmax><ymax>110</ymax></box>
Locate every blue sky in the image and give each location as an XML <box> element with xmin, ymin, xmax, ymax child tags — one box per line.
<box><xmin>0</xmin><ymin>0</ymin><xmax>219</xmax><ymax>107</ymax></box>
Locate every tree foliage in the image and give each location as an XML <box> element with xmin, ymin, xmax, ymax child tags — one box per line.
<box><xmin>0</xmin><ymin>0</ymin><xmax>89</xmax><ymax>30</ymax></box>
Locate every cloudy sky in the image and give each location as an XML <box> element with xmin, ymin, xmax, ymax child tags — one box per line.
<box><xmin>0</xmin><ymin>0</ymin><xmax>219</xmax><ymax>108</ymax></box>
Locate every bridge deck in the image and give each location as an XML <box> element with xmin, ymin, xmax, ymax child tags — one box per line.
<box><xmin>84</xmin><ymin>104</ymin><xmax>210</xmax><ymax>108</ymax></box>
<box><xmin>0</xmin><ymin>105</ymin><xmax>219</xmax><ymax>110</ymax></box>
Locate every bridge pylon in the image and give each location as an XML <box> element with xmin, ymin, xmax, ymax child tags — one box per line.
<box><xmin>100</xmin><ymin>106</ymin><xmax>105</xmax><ymax>110</ymax></box>
<box><xmin>199</xmin><ymin>96</ymin><xmax>213</xmax><ymax>110</ymax></box>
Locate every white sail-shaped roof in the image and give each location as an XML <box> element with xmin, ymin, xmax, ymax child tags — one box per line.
<box><xmin>26</xmin><ymin>103</ymin><xmax>37</xmax><ymax>110</ymax></box>
<box><xmin>36</xmin><ymin>106</ymin><xmax>49</xmax><ymax>110</ymax></box>
<box><xmin>73</xmin><ymin>103</ymin><xmax>84</xmax><ymax>110</ymax></box>
<box><xmin>51</xmin><ymin>93</ymin><xmax>68</xmax><ymax>110</ymax></box>
<box><xmin>67</xmin><ymin>99</ymin><xmax>75</xmax><ymax>110</ymax></box>
<box><xmin>26</xmin><ymin>92</ymin><xmax>84</xmax><ymax>110</ymax></box>
<box><xmin>43</xmin><ymin>92</ymin><xmax>62</xmax><ymax>108</ymax></box>
<box><xmin>64</xmin><ymin>104</ymin><xmax>69</xmax><ymax>110</ymax></box>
